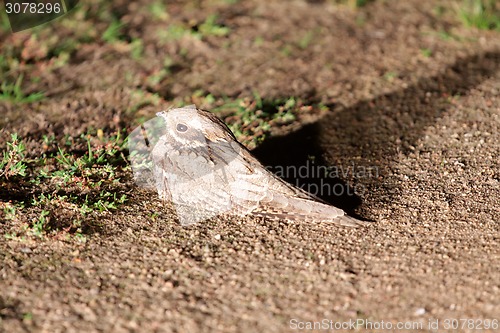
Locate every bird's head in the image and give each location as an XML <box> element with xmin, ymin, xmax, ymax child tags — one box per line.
<box><xmin>156</xmin><ymin>105</ymin><xmax>236</xmax><ymax>146</ymax></box>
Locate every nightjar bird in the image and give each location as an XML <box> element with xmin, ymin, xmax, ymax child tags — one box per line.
<box><xmin>129</xmin><ymin>105</ymin><xmax>367</xmax><ymax>227</ymax></box>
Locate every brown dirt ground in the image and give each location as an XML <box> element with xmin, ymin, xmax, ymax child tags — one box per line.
<box><xmin>1</xmin><ymin>0</ymin><xmax>499</xmax><ymax>332</ymax></box>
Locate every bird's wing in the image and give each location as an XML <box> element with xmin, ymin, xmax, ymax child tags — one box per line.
<box><xmin>152</xmin><ymin>135</ymin><xmax>366</xmax><ymax>227</ymax></box>
<box><xmin>254</xmin><ymin>186</ymin><xmax>366</xmax><ymax>227</ymax></box>
<box><xmin>218</xmin><ymin>144</ymin><xmax>368</xmax><ymax>227</ymax></box>
<box><xmin>151</xmin><ymin>137</ymin><xmax>270</xmax><ymax>225</ymax></box>
<box><xmin>235</xmin><ymin>147</ymin><xmax>367</xmax><ymax>227</ymax></box>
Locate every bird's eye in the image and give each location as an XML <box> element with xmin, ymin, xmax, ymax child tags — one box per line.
<box><xmin>176</xmin><ymin>123</ymin><xmax>188</xmax><ymax>132</ymax></box>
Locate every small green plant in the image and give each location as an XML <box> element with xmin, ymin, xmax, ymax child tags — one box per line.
<box><xmin>0</xmin><ymin>55</ymin><xmax>8</xmax><ymax>74</ymax></box>
<box><xmin>22</xmin><ymin>312</ymin><xmax>33</xmax><ymax>322</ymax></box>
<box><xmin>298</xmin><ymin>31</ymin><xmax>314</xmax><ymax>49</ymax></box>
<box><xmin>420</xmin><ymin>48</ymin><xmax>433</xmax><ymax>57</ymax></box>
<box><xmin>3</xmin><ymin>205</ymin><xmax>16</xmax><ymax>220</ymax></box>
<box><xmin>434</xmin><ymin>5</ymin><xmax>446</xmax><ymax>17</ymax></box>
<box><xmin>458</xmin><ymin>0</ymin><xmax>500</xmax><ymax>30</ymax></box>
<box><xmin>0</xmin><ymin>75</ymin><xmax>45</xmax><ymax>103</ymax></box>
<box><xmin>74</xmin><ymin>232</ymin><xmax>87</xmax><ymax>243</ymax></box>
<box><xmin>384</xmin><ymin>71</ymin><xmax>398</xmax><ymax>81</ymax></box>
<box><xmin>148</xmin><ymin>1</ymin><xmax>169</xmax><ymax>21</ymax></box>
<box><xmin>280</xmin><ymin>44</ymin><xmax>293</xmax><ymax>57</ymax></box>
<box><xmin>330</xmin><ymin>0</ymin><xmax>374</xmax><ymax>8</ymax></box>
<box><xmin>204</xmin><ymin>94</ymin><xmax>310</xmax><ymax>148</ymax></box>
<box><xmin>274</xmin><ymin>97</ymin><xmax>297</xmax><ymax>123</ymax></box>
<box><xmin>92</xmin><ymin>192</ymin><xmax>127</xmax><ymax>212</ymax></box>
<box><xmin>437</xmin><ymin>29</ymin><xmax>454</xmax><ymax>40</ymax></box>
<box><xmin>42</xmin><ymin>134</ymin><xmax>56</xmax><ymax>148</ymax></box>
<box><xmin>130</xmin><ymin>38</ymin><xmax>144</xmax><ymax>60</ymax></box>
<box><xmin>146</xmin><ymin>56</ymin><xmax>176</xmax><ymax>86</ymax></box>
<box><xmin>198</xmin><ymin>15</ymin><xmax>230</xmax><ymax>37</ymax></box>
<box><xmin>158</xmin><ymin>15</ymin><xmax>229</xmax><ymax>42</ymax></box>
<box><xmin>2</xmin><ymin>132</ymin><xmax>129</xmax><ymax>238</ymax></box>
<box><xmin>2</xmin><ymin>202</ymin><xmax>23</xmax><ymax>220</ymax></box>
<box><xmin>157</xmin><ymin>24</ymin><xmax>190</xmax><ymax>42</ymax></box>
<box><xmin>128</xmin><ymin>89</ymin><xmax>162</xmax><ymax>113</ymax></box>
<box><xmin>0</xmin><ymin>133</ymin><xmax>28</xmax><ymax>179</ymax></box>
<box><xmin>102</xmin><ymin>18</ymin><xmax>126</xmax><ymax>43</ymax></box>
<box><xmin>253</xmin><ymin>36</ymin><xmax>264</xmax><ymax>46</ymax></box>
<box><xmin>0</xmin><ymin>8</ymin><xmax>10</xmax><ymax>32</ymax></box>
<box><xmin>351</xmin><ymin>0</ymin><xmax>373</xmax><ymax>7</ymax></box>
<box><xmin>32</xmin><ymin>210</ymin><xmax>50</xmax><ymax>237</ymax></box>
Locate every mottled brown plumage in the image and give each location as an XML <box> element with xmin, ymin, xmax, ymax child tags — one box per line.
<box><xmin>151</xmin><ymin>105</ymin><xmax>368</xmax><ymax>227</ymax></box>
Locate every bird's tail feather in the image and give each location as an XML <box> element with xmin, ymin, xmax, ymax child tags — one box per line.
<box><xmin>256</xmin><ymin>193</ymin><xmax>370</xmax><ymax>227</ymax></box>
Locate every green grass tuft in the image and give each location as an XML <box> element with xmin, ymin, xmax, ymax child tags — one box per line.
<box><xmin>458</xmin><ymin>0</ymin><xmax>500</xmax><ymax>30</ymax></box>
<box><xmin>0</xmin><ymin>75</ymin><xmax>45</xmax><ymax>104</ymax></box>
<box><xmin>0</xmin><ymin>133</ymin><xmax>27</xmax><ymax>179</ymax></box>
<box><xmin>1</xmin><ymin>132</ymin><xmax>129</xmax><ymax>238</ymax></box>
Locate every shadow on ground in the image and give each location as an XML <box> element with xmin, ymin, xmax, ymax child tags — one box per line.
<box><xmin>253</xmin><ymin>51</ymin><xmax>499</xmax><ymax>217</ymax></box>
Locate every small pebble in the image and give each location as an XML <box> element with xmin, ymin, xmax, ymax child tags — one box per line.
<box><xmin>414</xmin><ymin>308</ymin><xmax>426</xmax><ymax>316</ymax></box>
